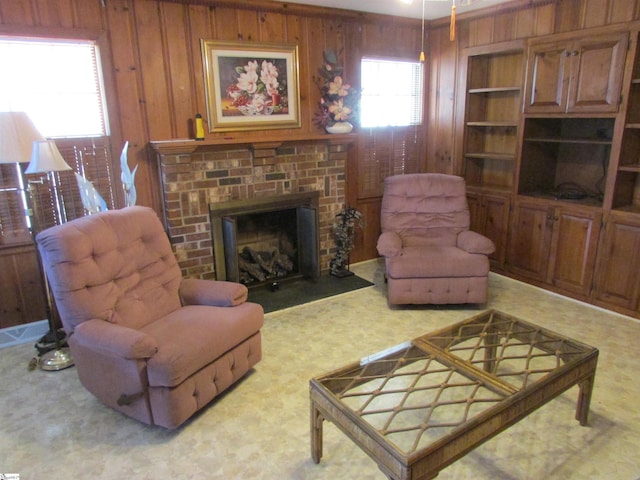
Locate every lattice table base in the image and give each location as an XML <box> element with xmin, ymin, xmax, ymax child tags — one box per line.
<box><xmin>310</xmin><ymin>309</ymin><xmax>598</xmax><ymax>480</ymax></box>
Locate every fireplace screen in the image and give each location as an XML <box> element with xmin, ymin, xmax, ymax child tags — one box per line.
<box><xmin>211</xmin><ymin>192</ymin><xmax>320</xmax><ymax>285</ymax></box>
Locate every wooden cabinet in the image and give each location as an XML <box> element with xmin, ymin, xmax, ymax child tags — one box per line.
<box><xmin>611</xmin><ymin>31</ymin><xmax>640</xmax><ymax>214</ymax></box>
<box><xmin>507</xmin><ymin>198</ymin><xmax>601</xmax><ymax>298</ymax></box>
<box><xmin>467</xmin><ymin>192</ymin><xmax>510</xmax><ymax>270</ymax></box>
<box><xmin>518</xmin><ymin>117</ymin><xmax>614</xmax><ymax>206</ymax></box>
<box><xmin>524</xmin><ymin>32</ymin><xmax>628</xmax><ymax>114</ymax></box>
<box><xmin>593</xmin><ymin>213</ymin><xmax>640</xmax><ymax>312</ymax></box>
<box><xmin>457</xmin><ymin>40</ymin><xmax>524</xmax><ymax>193</ymax></box>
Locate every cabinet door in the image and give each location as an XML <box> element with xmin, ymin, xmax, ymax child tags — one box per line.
<box><xmin>468</xmin><ymin>192</ymin><xmax>511</xmax><ymax>270</ymax></box>
<box><xmin>524</xmin><ymin>42</ymin><xmax>570</xmax><ymax>113</ymax></box>
<box><xmin>568</xmin><ymin>33</ymin><xmax>628</xmax><ymax>113</ymax></box>
<box><xmin>483</xmin><ymin>194</ymin><xmax>510</xmax><ymax>270</ymax></box>
<box><xmin>593</xmin><ymin>217</ymin><xmax>640</xmax><ymax>311</ymax></box>
<box><xmin>547</xmin><ymin>207</ymin><xmax>601</xmax><ymax>297</ymax></box>
<box><xmin>507</xmin><ymin>200</ymin><xmax>553</xmax><ymax>281</ymax></box>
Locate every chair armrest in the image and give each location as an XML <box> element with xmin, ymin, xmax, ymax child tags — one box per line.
<box><xmin>457</xmin><ymin>230</ymin><xmax>496</xmax><ymax>255</ymax></box>
<box><xmin>377</xmin><ymin>231</ymin><xmax>403</xmax><ymax>257</ymax></box>
<box><xmin>179</xmin><ymin>278</ymin><xmax>248</xmax><ymax>307</ymax></box>
<box><xmin>73</xmin><ymin>319</ymin><xmax>158</xmax><ymax>360</ymax></box>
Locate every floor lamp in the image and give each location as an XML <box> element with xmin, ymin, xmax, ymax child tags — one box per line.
<box><xmin>0</xmin><ymin>112</ymin><xmax>73</xmax><ymax>370</ymax></box>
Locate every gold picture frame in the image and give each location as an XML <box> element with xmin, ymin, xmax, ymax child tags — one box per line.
<box><xmin>201</xmin><ymin>40</ymin><xmax>301</xmax><ymax>132</ymax></box>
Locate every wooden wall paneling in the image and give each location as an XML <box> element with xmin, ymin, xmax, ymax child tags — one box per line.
<box><xmin>0</xmin><ymin>0</ymin><xmax>34</xmax><ymax>25</ymax></box>
<box><xmin>555</xmin><ymin>0</ymin><xmax>583</xmax><ymax>33</ymax></box>
<box><xmin>105</xmin><ymin>0</ymin><xmax>156</xmax><ymax>210</ymax></box>
<box><xmin>212</xmin><ymin>5</ymin><xmax>238</xmax><ymax>41</ymax></box>
<box><xmin>134</xmin><ymin>1</ymin><xmax>173</xmax><ymax>141</ymax></box>
<box><xmin>70</xmin><ymin>0</ymin><xmax>105</xmax><ymax>30</ymax></box>
<box><xmin>514</xmin><ymin>7</ymin><xmax>536</xmax><ymax>39</ymax></box>
<box><xmin>426</xmin><ymin>26</ymin><xmax>457</xmax><ymax>174</ymax></box>
<box><xmin>235</xmin><ymin>6</ymin><xmax>259</xmax><ymax>42</ymax></box>
<box><xmin>0</xmin><ymin>245</ymin><xmax>46</xmax><ymax>329</ymax></box>
<box><xmin>582</xmin><ymin>0</ymin><xmax>610</xmax><ymax>28</ymax></box>
<box><xmin>467</xmin><ymin>15</ymin><xmax>495</xmax><ymax>47</ymax></box>
<box><xmin>160</xmin><ymin>2</ymin><xmax>195</xmax><ymax>139</ymax></box>
<box><xmin>32</xmin><ymin>0</ymin><xmax>74</xmax><ymax>28</ymax></box>
<box><xmin>532</xmin><ymin>3</ymin><xmax>557</xmax><ymax>36</ymax></box>
<box><xmin>609</xmin><ymin>0</ymin><xmax>640</xmax><ymax>23</ymax></box>
<box><xmin>187</xmin><ymin>4</ymin><xmax>213</xmax><ymax>125</ymax></box>
<box><xmin>305</xmin><ymin>16</ymin><xmax>328</xmax><ymax>133</ymax></box>
<box><xmin>257</xmin><ymin>9</ymin><xmax>287</xmax><ymax>42</ymax></box>
<box><xmin>291</xmin><ymin>15</ymin><xmax>315</xmax><ymax>134</ymax></box>
<box><xmin>351</xmin><ymin>197</ymin><xmax>381</xmax><ymax>263</ymax></box>
<box><xmin>493</xmin><ymin>10</ymin><xmax>518</xmax><ymax>44</ymax></box>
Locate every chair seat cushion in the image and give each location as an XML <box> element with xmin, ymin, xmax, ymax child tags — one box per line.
<box><xmin>141</xmin><ymin>302</ymin><xmax>264</xmax><ymax>387</ymax></box>
<box><xmin>386</xmin><ymin>246</ymin><xmax>489</xmax><ymax>279</ymax></box>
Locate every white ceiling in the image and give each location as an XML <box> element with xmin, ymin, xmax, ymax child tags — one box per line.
<box><xmin>273</xmin><ymin>0</ymin><xmax>516</xmax><ymax>20</ymax></box>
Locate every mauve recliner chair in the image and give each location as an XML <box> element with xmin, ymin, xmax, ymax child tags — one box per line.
<box><xmin>36</xmin><ymin>206</ymin><xmax>263</xmax><ymax>429</ymax></box>
<box><xmin>376</xmin><ymin>174</ymin><xmax>495</xmax><ymax>305</ymax></box>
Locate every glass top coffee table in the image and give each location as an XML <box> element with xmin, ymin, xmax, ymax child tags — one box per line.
<box><xmin>309</xmin><ymin>309</ymin><xmax>598</xmax><ymax>480</ymax></box>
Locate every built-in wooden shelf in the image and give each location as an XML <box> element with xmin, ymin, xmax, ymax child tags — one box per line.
<box><xmin>150</xmin><ymin>132</ymin><xmax>358</xmax><ymax>155</ymax></box>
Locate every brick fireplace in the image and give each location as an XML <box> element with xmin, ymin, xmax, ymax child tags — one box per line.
<box><xmin>151</xmin><ymin>136</ymin><xmax>355</xmax><ymax>280</ymax></box>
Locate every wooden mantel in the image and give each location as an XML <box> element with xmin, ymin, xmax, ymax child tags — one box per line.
<box><xmin>149</xmin><ymin>132</ymin><xmax>358</xmax><ymax>155</ymax></box>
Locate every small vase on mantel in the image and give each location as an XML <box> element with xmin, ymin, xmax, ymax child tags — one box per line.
<box><xmin>326</xmin><ymin>121</ymin><xmax>353</xmax><ymax>134</ymax></box>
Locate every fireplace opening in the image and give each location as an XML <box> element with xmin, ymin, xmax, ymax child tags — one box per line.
<box><xmin>210</xmin><ymin>191</ymin><xmax>320</xmax><ymax>286</ymax></box>
<box><xmin>236</xmin><ymin>208</ymin><xmax>297</xmax><ymax>284</ymax></box>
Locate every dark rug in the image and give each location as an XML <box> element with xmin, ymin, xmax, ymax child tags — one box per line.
<box><xmin>247</xmin><ymin>272</ymin><xmax>374</xmax><ymax>313</ymax></box>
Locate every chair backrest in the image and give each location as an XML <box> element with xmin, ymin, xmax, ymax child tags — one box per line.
<box><xmin>380</xmin><ymin>173</ymin><xmax>470</xmax><ymax>246</ymax></box>
<box><xmin>36</xmin><ymin>206</ymin><xmax>183</xmax><ymax>334</ymax></box>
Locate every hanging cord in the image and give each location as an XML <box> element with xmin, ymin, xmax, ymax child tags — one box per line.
<box><xmin>450</xmin><ymin>1</ymin><xmax>456</xmax><ymax>41</ymax></box>
<box><xmin>419</xmin><ymin>0</ymin><xmax>426</xmax><ymax>62</ymax></box>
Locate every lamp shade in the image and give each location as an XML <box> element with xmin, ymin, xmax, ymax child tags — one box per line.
<box><xmin>26</xmin><ymin>140</ymin><xmax>72</xmax><ymax>174</ymax></box>
<box><xmin>0</xmin><ymin>111</ymin><xmax>45</xmax><ymax>164</ymax></box>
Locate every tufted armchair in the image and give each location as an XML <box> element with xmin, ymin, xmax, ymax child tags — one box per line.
<box><xmin>36</xmin><ymin>206</ymin><xmax>263</xmax><ymax>429</ymax></box>
<box><xmin>377</xmin><ymin>174</ymin><xmax>495</xmax><ymax>305</ymax></box>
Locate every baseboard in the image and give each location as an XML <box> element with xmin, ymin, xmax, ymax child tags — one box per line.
<box><xmin>0</xmin><ymin>320</ymin><xmax>48</xmax><ymax>349</ymax></box>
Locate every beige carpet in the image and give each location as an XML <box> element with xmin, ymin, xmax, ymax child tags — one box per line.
<box><xmin>1</xmin><ymin>259</ymin><xmax>639</xmax><ymax>479</ymax></box>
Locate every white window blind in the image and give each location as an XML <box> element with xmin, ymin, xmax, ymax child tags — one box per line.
<box><xmin>0</xmin><ymin>38</ymin><xmax>108</xmax><ymax>137</ymax></box>
<box><xmin>360</xmin><ymin>57</ymin><xmax>424</xmax><ymax>128</ymax></box>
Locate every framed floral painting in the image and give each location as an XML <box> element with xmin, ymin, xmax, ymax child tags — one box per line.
<box><xmin>201</xmin><ymin>40</ymin><xmax>301</xmax><ymax>132</ymax></box>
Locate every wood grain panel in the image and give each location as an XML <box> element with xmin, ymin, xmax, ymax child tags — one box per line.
<box><xmin>33</xmin><ymin>0</ymin><xmax>73</xmax><ymax>28</ymax></box>
<box><xmin>426</xmin><ymin>25</ymin><xmax>456</xmax><ymax>174</ymax></box>
<box><xmin>555</xmin><ymin>0</ymin><xmax>583</xmax><ymax>33</ymax></box>
<box><xmin>104</xmin><ymin>0</ymin><xmax>155</xmax><ymax>210</ymax></box>
<box><xmin>160</xmin><ymin>2</ymin><xmax>195</xmax><ymax>139</ymax></box>
<box><xmin>0</xmin><ymin>245</ymin><xmax>46</xmax><ymax>329</ymax></box>
<box><xmin>582</xmin><ymin>0</ymin><xmax>609</xmax><ymax>28</ymax></box>
<box><xmin>493</xmin><ymin>10</ymin><xmax>518</xmax><ymax>43</ymax></box>
<box><xmin>236</xmin><ymin>6</ymin><xmax>259</xmax><ymax>42</ymax></box>
<box><xmin>258</xmin><ymin>10</ymin><xmax>287</xmax><ymax>42</ymax></box>
<box><xmin>0</xmin><ymin>0</ymin><xmax>35</xmax><ymax>25</ymax></box>
<box><xmin>187</xmin><ymin>5</ymin><xmax>213</xmax><ymax>122</ymax></box>
<box><xmin>135</xmin><ymin>1</ymin><xmax>173</xmax><ymax>141</ymax></box>
<box><xmin>468</xmin><ymin>15</ymin><xmax>494</xmax><ymax>47</ymax></box>
<box><xmin>212</xmin><ymin>5</ymin><xmax>239</xmax><ymax>41</ymax></box>
<box><xmin>609</xmin><ymin>0</ymin><xmax>637</xmax><ymax>23</ymax></box>
<box><xmin>533</xmin><ymin>3</ymin><xmax>556</xmax><ymax>36</ymax></box>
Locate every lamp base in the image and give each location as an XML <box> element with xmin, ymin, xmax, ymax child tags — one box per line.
<box><xmin>39</xmin><ymin>347</ymin><xmax>74</xmax><ymax>371</ymax></box>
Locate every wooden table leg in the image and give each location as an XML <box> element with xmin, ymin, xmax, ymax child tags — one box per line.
<box><xmin>576</xmin><ymin>373</ymin><xmax>595</xmax><ymax>426</ymax></box>
<box><xmin>311</xmin><ymin>402</ymin><xmax>324</xmax><ymax>463</ymax></box>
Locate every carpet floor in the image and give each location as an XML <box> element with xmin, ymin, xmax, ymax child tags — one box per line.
<box><xmin>1</xmin><ymin>259</ymin><xmax>640</xmax><ymax>479</ymax></box>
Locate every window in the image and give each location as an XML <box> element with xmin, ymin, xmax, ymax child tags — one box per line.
<box><xmin>0</xmin><ymin>38</ymin><xmax>109</xmax><ymax>137</ymax></box>
<box><xmin>360</xmin><ymin>57</ymin><xmax>424</xmax><ymax>128</ymax></box>
<box><xmin>0</xmin><ymin>37</ymin><xmax>115</xmax><ymax>246</ymax></box>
